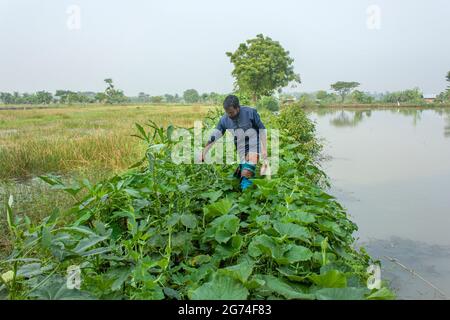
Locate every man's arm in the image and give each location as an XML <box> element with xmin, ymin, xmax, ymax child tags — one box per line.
<box><xmin>199</xmin><ymin>119</ymin><xmax>225</xmax><ymax>162</ymax></box>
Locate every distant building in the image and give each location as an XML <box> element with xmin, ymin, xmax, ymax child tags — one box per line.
<box><xmin>423</xmin><ymin>94</ymin><xmax>437</xmax><ymax>103</ymax></box>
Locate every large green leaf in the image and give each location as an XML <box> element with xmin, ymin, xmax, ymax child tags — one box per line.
<box><xmin>204</xmin><ymin>199</ymin><xmax>233</xmax><ymax>218</ymax></box>
<box><xmin>261</xmin><ymin>275</ymin><xmax>315</xmax><ymax>300</ymax></box>
<box><xmin>318</xmin><ymin>219</ymin><xmax>344</xmax><ymax>236</ymax></box>
<box><xmin>17</xmin><ymin>263</ymin><xmax>45</xmax><ymax>278</ymax></box>
<box><xmin>310</xmin><ymin>270</ymin><xmax>347</xmax><ymax>288</ymax></box>
<box><xmin>201</xmin><ymin>191</ymin><xmax>223</xmax><ymax>203</ymax></box>
<box><xmin>366</xmin><ymin>287</ymin><xmax>396</xmax><ymax>300</ymax></box>
<box><xmin>220</xmin><ymin>258</ymin><xmax>254</xmax><ymax>283</ymax></box>
<box><xmin>41</xmin><ymin>226</ymin><xmax>53</xmax><ymax>248</ymax></box>
<box><xmin>78</xmin><ymin>247</ymin><xmax>111</xmax><ymax>257</ymax></box>
<box><xmin>248</xmin><ymin>235</ymin><xmax>285</xmax><ymax>261</ymax></box>
<box><xmin>73</xmin><ymin>235</ymin><xmax>108</xmax><ymax>255</ymax></box>
<box><xmin>29</xmin><ymin>279</ymin><xmax>94</xmax><ymax>300</ymax></box>
<box><xmin>215</xmin><ymin>229</ymin><xmax>233</xmax><ymax>243</ymax></box>
<box><xmin>286</xmin><ymin>211</ymin><xmax>316</xmax><ymax>224</ymax></box>
<box><xmin>283</xmin><ymin>245</ymin><xmax>313</xmax><ymax>263</ymax></box>
<box><xmin>180</xmin><ymin>214</ymin><xmax>198</xmax><ymax>229</ymax></box>
<box><xmin>273</xmin><ymin>222</ymin><xmax>311</xmax><ymax>240</ymax></box>
<box><xmin>208</xmin><ymin>215</ymin><xmax>240</xmax><ymax>244</ymax></box>
<box><xmin>191</xmin><ymin>275</ymin><xmax>249</xmax><ymax>300</ymax></box>
<box><xmin>314</xmin><ymin>287</ymin><xmax>369</xmax><ymax>300</ymax></box>
<box><xmin>108</xmin><ymin>267</ymin><xmax>132</xmax><ymax>291</ymax></box>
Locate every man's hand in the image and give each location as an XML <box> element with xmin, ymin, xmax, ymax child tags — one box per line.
<box><xmin>198</xmin><ymin>151</ymin><xmax>205</xmax><ymax>163</ymax></box>
<box><xmin>260</xmin><ymin>159</ymin><xmax>271</xmax><ymax>176</ymax></box>
<box><xmin>261</xmin><ymin>151</ymin><xmax>268</xmax><ymax>161</ymax></box>
<box><xmin>199</xmin><ymin>141</ymin><xmax>214</xmax><ymax>163</ymax></box>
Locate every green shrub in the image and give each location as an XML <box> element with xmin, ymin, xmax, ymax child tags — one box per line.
<box><xmin>257</xmin><ymin>96</ymin><xmax>279</xmax><ymax>111</ymax></box>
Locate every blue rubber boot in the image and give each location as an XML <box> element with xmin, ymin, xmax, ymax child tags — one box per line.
<box><xmin>240</xmin><ymin>176</ymin><xmax>253</xmax><ymax>191</ymax></box>
<box><xmin>239</xmin><ymin>162</ymin><xmax>256</xmax><ymax>191</ymax></box>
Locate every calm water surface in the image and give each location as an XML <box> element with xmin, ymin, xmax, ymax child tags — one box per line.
<box><xmin>308</xmin><ymin>108</ymin><xmax>450</xmax><ymax>300</ymax></box>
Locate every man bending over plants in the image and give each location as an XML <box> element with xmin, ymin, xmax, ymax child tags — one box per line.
<box><xmin>199</xmin><ymin>95</ymin><xmax>268</xmax><ymax>190</ymax></box>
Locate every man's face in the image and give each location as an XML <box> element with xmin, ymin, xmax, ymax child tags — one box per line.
<box><xmin>225</xmin><ymin>106</ymin><xmax>240</xmax><ymax>120</ymax></box>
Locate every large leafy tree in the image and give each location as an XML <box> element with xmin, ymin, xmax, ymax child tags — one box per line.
<box><xmin>183</xmin><ymin>89</ymin><xmax>200</xmax><ymax>103</ymax></box>
<box><xmin>35</xmin><ymin>91</ymin><xmax>53</xmax><ymax>104</ymax></box>
<box><xmin>226</xmin><ymin>34</ymin><xmax>300</xmax><ymax>103</ymax></box>
<box><xmin>330</xmin><ymin>81</ymin><xmax>360</xmax><ymax>102</ymax></box>
<box><xmin>103</xmin><ymin>78</ymin><xmax>126</xmax><ymax>104</ymax></box>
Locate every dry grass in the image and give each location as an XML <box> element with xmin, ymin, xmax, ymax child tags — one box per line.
<box><xmin>0</xmin><ymin>104</ymin><xmax>214</xmax><ymax>255</ymax></box>
<box><xmin>0</xmin><ymin>104</ymin><xmax>213</xmax><ymax>180</ymax></box>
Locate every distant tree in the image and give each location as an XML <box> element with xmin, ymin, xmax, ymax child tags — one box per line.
<box><xmin>351</xmin><ymin>90</ymin><xmax>374</xmax><ymax>104</ymax></box>
<box><xmin>55</xmin><ymin>90</ymin><xmax>70</xmax><ymax>103</ymax></box>
<box><xmin>35</xmin><ymin>91</ymin><xmax>53</xmax><ymax>104</ymax></box>
<box><xmin>200</xmin><ymin>93</ymin><xmax>209</xmax><ymax>103</ymax></box>
<box><xmin>207</xmin><ymin>92</ymin><xmax>226</xmax><ymax>105</ymax></box>
<box><xmin>164</xmin><ymin>94</ymin><xmax>175</xmax><ymax>103</ymax></box>
<box><xmin>183</xmin><ymin>89</ymin><xmax>200</xmax><ymax>103</ymax></box>
<box><xmin>0</xmin><ymin>92</ymin><xmax>14</xmax><ymax>104</ymax></box>
<box><xmin>436</xmin><ymin>91</ymin><xmax>450</xmax><ymax>103</ymax></box>
<box><xmin>67</xmin><ymin>92</ymin><xmax>80</xmax><ymax>104</ymax></box>
<box><xmin>13</xmin><ymin>92</ymin><xmax>21</xmax><ymax>104</ymax></box>
<box><xmin>297</xmin><ymin>94</ymin><xmax>317</xmax><ymax>108</ymax></box>
<box><xmin>257</xmin><ymin>96</ymin><xmax>279</xmax><ymax>111</ymax></box>
<box><xmin>138</xmin><ymin>92</ymin><xmax>150</xmax><ymax>103</ymax></box>
<box><xmin>226</xmin><ymin>34</ymin><xmax>300</xmax><ymax>103</ymax></box>
<box><xmin>80</xmin><ymin>91</ymin><xmax>97</xmax><ymax>103</ymax></box>
<box><xmin>330</xmin><ymin>81</ymin><xmax>360</xmax><ymax>102</ymax></box>
<box><xmin>435</xmin><ymin>73</ymin><xmax>450</xmax><ymax>103</ymax></box>
<box><xmin>150</xmin><ymin>96</ymin><xmax>163</xmax><ymax>104</ymax></box>
<box><xmin>95</xmin><ymin>92</ymin><xmax>107</xmax><ymax>103</ymax></box>
<box><xmin>103</xmin><ymin>78</ymin><xmax>127</xmax><ymax>104</ymax></box>
<box><xmin>316</xmin><ymin>90</ymin><xmax>329</xmax><ymax>101</ymax></box>
<box><xmin>382</xmin><ymin>88</ymin><xmax>423</xmax><ymax>104</ymax></box>
<box><xmin>22</xmin><ymin>93</ymin><xmax>34</xmax><ymax>104</ymax></box>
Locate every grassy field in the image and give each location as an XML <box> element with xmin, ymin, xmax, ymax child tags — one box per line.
<box><xmin>0</xmin><ymin>104</ymin><xmax>213</xmax><ymax>179</ymax></box>
<box><xmin>0</xmin><ymin>104</ymin><xmax>213</xmax><ymax>254</ymax></box>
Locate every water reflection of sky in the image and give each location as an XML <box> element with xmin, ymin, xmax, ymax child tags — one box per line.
<box><xmin>308</xmin><ymin>107</ymin><xmax>450</xmax><ymax>299</ymax></box>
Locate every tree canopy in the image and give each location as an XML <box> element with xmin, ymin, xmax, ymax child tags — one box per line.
<box><xmin>183</xmin><ymin>89</ymin><xmax>200</xmax><ymax>103</ymax></box>
<box><xmin>226</xmin><ymin>34</ymin><xmax>300</xmax><ymax>103</ymax></box>
<box><xmin>103</xmin><ymin>78</ymin><xmax>127</xmax><ymax>104</ymax></box>
<box><xmin>330</xmin><ymin>81</ymin><xmax>360</xmax><ymax>102</ymax></box>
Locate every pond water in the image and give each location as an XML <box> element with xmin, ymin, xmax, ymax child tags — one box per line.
<box><xmin>308</xmin><ymin>107</ymin><xmax>450</xmax><ymax>300</ymax></box>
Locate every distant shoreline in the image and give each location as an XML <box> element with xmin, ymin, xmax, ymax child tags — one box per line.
<box><xmin>2</xmin><ymin>102</ymin><xmax>450</xmax><ymax>112</ymax></box>
<box><xmin>0</xmin><ymin>103</ymin><xmax>214</xmax><ymax>111</ymax></box>
<box><xmin>303</xmin><ymin>103</ymin><xmax>450</xmax><ymax>109</ymax></box>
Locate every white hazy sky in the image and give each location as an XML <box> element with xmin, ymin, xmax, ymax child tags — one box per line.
<box><xmin>1</xmin><ymin>0</ymin><xmax>449</xmax><ymax>96</ymax></box>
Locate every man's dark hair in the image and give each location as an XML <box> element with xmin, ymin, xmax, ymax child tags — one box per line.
<box><xmin>223</xmin><ymin>95</ymin><xmax>240</xmax><ymax>109</ymax></box>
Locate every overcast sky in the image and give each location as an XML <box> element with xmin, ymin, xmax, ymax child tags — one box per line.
<box><xmin>1</xmin><ymin>0</ymin><xmax>449</xmax><ymax>96</ymax></box>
